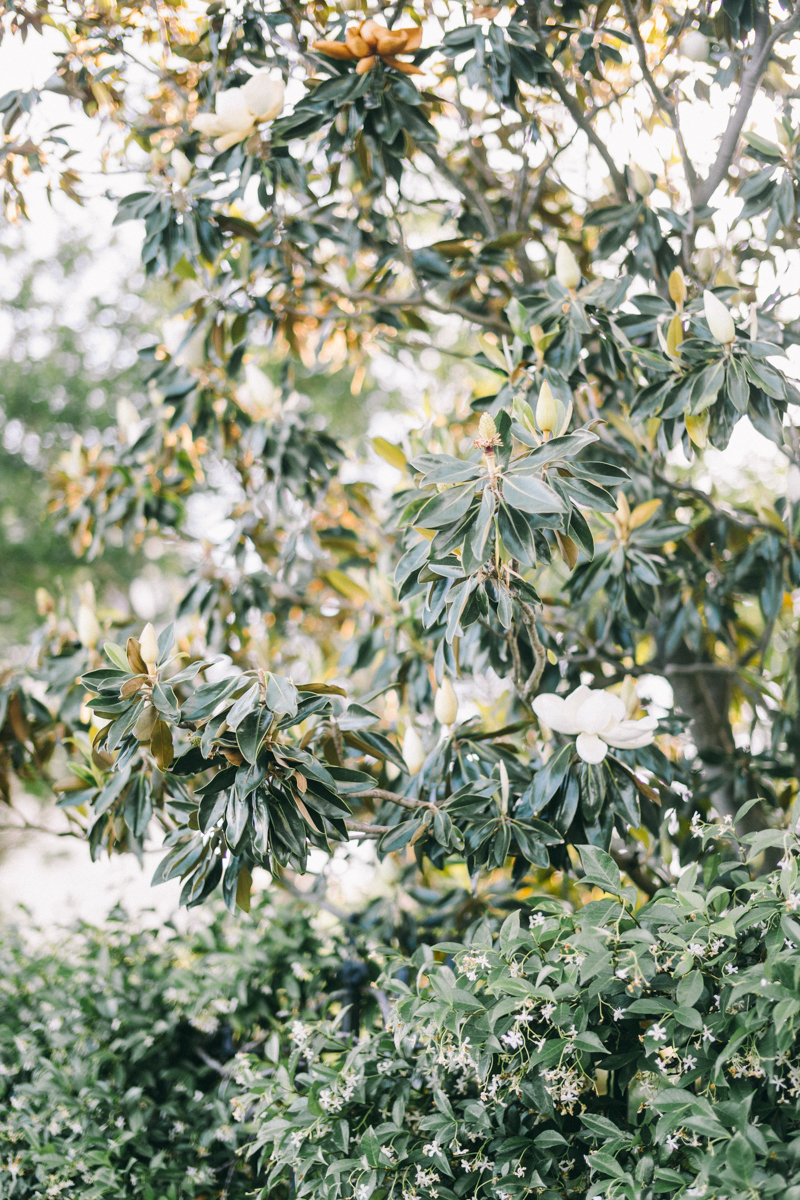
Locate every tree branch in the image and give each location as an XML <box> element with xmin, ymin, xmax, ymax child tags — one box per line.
<box><xmin>545</xmin><ymin>71</ymin><xmax>628</xmax><ymax>201</ymax></box>
<box><xmin>694</xmin><ymin>3</ymin><xmax>800</xmax><ymax>207</ymax></box>
<box><xmin>351</xmin><ymin>787</ymin><xmax>432</xmax><ymax>811</ymax></box>
<box><xmin>620</xmin><ymin>0</ymin><xmax>700</xmax><ymax>201</ymax></box>
<box><xmin>517</xmin><ymin>599</ymin><xmax>546</xmax><ymax>700</ymax></box>
<box><xmin>345</xmin><ymin>820</ymin><xmax>391</xmax><ymax>837</ymax></box>
<box><xmin>423</xmin><ymin>146</ymin><xmax>499</xmax><ymax>238</ymax></box>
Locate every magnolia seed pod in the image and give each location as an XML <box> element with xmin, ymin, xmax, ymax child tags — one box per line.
<box><xmin>140</xmin><ymin>622</ymin><xmax>160</xmax><ymax>672</ymax></box>
<box><xmin>478</xmin><ymin>412</ymin><xmax>497</xmax><ymax>442</ymax></box>
<box><xmin>668</xmin><ymin>267</ymin><xmax>686</xmax><ymax>309</ymax></box>
<box><xmin>555</xmin><ymin>242</ymin><xmax>581</xmax><ymax>290</ymax></box>
<box><xmin>434</xmin><ymin>677</ymin><xmax>459</xmax><ymax>726</ymax></box>
<box><xmin>402</xmin><ymin>726</ymin><xmax>425</xmax><ymax>775</ymax></box>
<box><xmin>536</xmin><ymin>379</ymin><xmax>559</xmax><ymax>432</ymax></box>
<box><xmin>703</xmin><ymin>290</ymin><xmax>736</xmax><ymax>344</ymax></box>
<box><xmin>681</xmin><ymin>30</ymin><xmax>709</xmax><ymax>62</ymax></box>
<box><xmin>630</xmin><ymin>161</ymin><xmax>654</xmax><ymax>197</ymax></box>
<box><xmin>77</xmin><ymin>603</ymin><xmax>100</xmax><ymax>649</ymax></box>
<box><xmin>666</xmin><ymin>313</ymin><xmax>684</xmax><ymax>357</ymax></box>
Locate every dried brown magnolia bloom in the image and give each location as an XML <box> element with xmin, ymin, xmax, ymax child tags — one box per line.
<box><xmin>312</xmin><ymin>19</ymin><xmax>424</xmax><ymax>75</ymax></box>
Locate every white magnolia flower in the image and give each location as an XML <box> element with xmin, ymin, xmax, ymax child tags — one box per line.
<box><xmin>236</xmin><ymin>361</ymin><xmax>276</xmax><ymax>421</ymax></box>
<box><xmin>193</xmin><ymin>72</ymin><xmax>285</xmax><ymax>152</ymax></box>
<box><xmin>532</xmin><ymin>684</ymin><xmax>657</xmax><ymax>764</ymax></box>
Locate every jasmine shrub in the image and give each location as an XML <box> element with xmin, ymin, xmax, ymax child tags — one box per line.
<box><xmin>245</xmin><ymin>816</ymin><xmax>800</xmax><ymax>1200</ymax></box>
<box><xmin>0</xmin><ymin>901</ymin><xmax>344</xmax><ymax>1199</ymax></box>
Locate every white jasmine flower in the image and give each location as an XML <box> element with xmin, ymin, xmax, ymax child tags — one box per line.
<box><xmin>532</xmin><ymin>685</ymin><xmax>656</xmax><ymax>764</ymax></box>
<box><xmin>193</xmin><ymin>73</ymin><xmax>284</xmax><ymax>152</ymax></box>
<box><xmin>502</xmin><ymin>1029</ymin><xmax>524</xmax><ymax>1050</ymax></box>
<box><xmin>649</xmin><ymin>1023</ymin><xmax>667</xmax><ymax>1042</ymax></box>
<box><xmin>613</xmin><ymin>1007</ymin><xmax>625</xmax><ymax>1021</ymax></box>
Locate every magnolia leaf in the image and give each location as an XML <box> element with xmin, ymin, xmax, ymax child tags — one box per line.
<box><xmin>325</xmin><ymin>570</ymin><xmax>370</xmax><ymax>603</ymax></box>
<box><xmin>151</xmin><ymin>719</ymin><xmax>174</xmax><ymax>771</ymax></box>
<box><xmin>628</xmin><ymin>498</ymin><xmax>661</xmax><ymax>530</ymax></box>
<box><xmin>372</xmin><ymin>437</ymin><xmax>407</xmax><ymax>471</ymax></box>
<box><xmin>502</xmin><ymin>473</ymin><xmax>566</xmax><ymax>514</ymax></box>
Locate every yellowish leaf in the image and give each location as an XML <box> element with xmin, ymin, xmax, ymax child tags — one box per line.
<box><xmin>628</xmin><ymin>498</ymin><xmax>662</xmax><ymax>531</ymax></box>
<box><xmin>235</xmin><ymin>864</ymin><xmax>252</xmax><ymax>913</ymax></box>
<box><xmin>685</xmin><ymin>411</ymin><xmax>709</xmax><ymax>449</ymax></box>
<box><xmin>325</xmin><ymin>570</ymin><xmax>370</xmax><ymax>604</ymax></box>
<box><xmin>555</xmin><ymin>531</ymin><xmax>578</xmax><ymax>570</ymax></box>
<box><xmin>151</xmin><ymin>719</ymin><xmax>174</xmax><ymax>770</ymax></box>
<box><xmin>477</xmin><ymin>333</ymin><xmax>508</xmax><ymax>372</ymax></box>
<box><xmin>372</xmin><ymin>437</ymin><xmax>407</xmax><ymax>471</ymax></box>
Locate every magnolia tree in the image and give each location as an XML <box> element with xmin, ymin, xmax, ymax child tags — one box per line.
<box><xmin>4</xmin><ymin>0</ymin><xmax>800</xmax><ymax>1195</ymax></box>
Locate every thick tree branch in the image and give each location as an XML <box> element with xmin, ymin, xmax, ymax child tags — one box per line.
<box><xmin>694</xmin><ymin>3</ymin><xmax>800</xmax><ymax>207</ymax></box>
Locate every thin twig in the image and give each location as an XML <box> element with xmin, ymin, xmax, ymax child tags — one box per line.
<box><xmin>350</xmin><ymin>787</ymin><xmax>432</xmax><ymax>811</ymax></box>
<box><xmin>620</xmin><ymin>0</ymin><xmax>699</xmax><ymax>200</ymax></box>
<box><xmin>423</xmin><ymin>147</ymin><xmax>499</xmax><ymax>238</ymax></box>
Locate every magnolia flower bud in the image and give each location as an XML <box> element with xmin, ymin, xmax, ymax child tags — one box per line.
<box><xmin>668</xmin><ymin>267</ymin><xmax>686</xmax><ymax>309</ymax></box>
<box><xmin>434</xmin><ymin>677</ymin><xmax>459</xmax><ymax>726</ymax></box>
<box><xmin>696</xmin><ymin>248</ymin><xmax>715</xmax><ymax>281</ymax></box>
<box><xmin>171</xmin><ymin>148</ymin><xmax>192</xmax><ymax>186</ymax></box>
<box><xmin>499</xmin><ymin>759</ymin><xmax>509</xmax><ymax>815</ymax></box>
<box><xmin>666</xmin><ymin>313</ymin><xmax>684</xmax><ymax>357</ymax></box>
<box><xmin>776</xmin><ymin>119</ymin><xmax>792</xmax><ymax>149</ymax></box>
<box><xmin>402</xmin><ymin>726</ymin><xmax>425</xmax><ymax>775</ymax></box>
<box><xmin>140</xmin><ymin>623</ymin><xmax>160</xmax><ymax>672</ymax></box>
<box><xmin>630</xmin><ymin>161</ymin><xmax>653</xmax><ymax>197</ymax></box>
<box><xmin>555</xmin><ymin>242</ymin><xmax>581</xmax><ymax>290</ymax></box>
<box><xmin>681</xmin><ymin>30</ymin><xmax>709</xmax><ymax>62</ymax></box>
<box><xmin>77</xmin><ymin>603</ymin><xmax>100</xmax><ymax>649</ymax></box>
<box><xmin>536</xmin><ymin>380</ymin><xmax>559</xmax><ymax>432</ymax></box>
<box><xmin>703</xmin><ymin>290</ymin><xmax>736</xmax><ymax>345</ymax></box>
